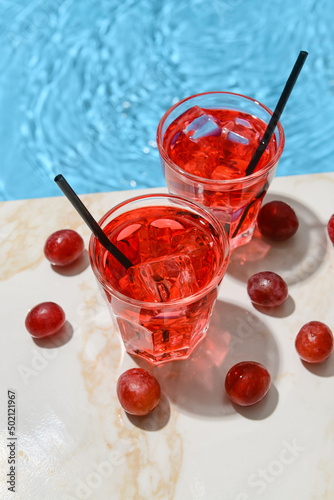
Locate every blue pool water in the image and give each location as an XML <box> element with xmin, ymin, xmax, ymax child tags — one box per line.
<box><xmin>0</xmin><ymin>0</ymin><xmax>333</xmax><ymax>201</ymax></box>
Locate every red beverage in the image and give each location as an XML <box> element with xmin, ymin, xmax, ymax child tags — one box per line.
<box><xmin>89</xmin><ymin>194</ymin><xmax>229</xmax><ymax>364</ymax></box>
<box><xmin>163</xmin><ymin>107</ymin><xmax>277</xmax><ymax>180</ymax></box>
<box><xmin>157</xmin><ymin>93</ymin><xmax>285</xmax><ymax>249</ymax></box>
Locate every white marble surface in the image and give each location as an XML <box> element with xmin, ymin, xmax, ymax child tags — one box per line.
<box><xmin>1</xmin><ymin>173</ymin><xmax>334</xmax><ymax>500</ymax></box>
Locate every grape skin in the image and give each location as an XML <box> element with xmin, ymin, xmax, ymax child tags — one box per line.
<box><xmin>25</xmin><ymin>302</ymin><xmax>66</xmax><ymax>338</ymax></box>
<box><xmin>247</xmin><ymin>271</ymin><xmax>288</xmax><ymax>307</ymax></box>
<box><xmin>257</xmin><ymin>201</ymin><xmax>299</xmax><ymax>241</ymax></box>
<box><xmin>225</xmin><ymin>361</ymin><xmax>271</xmax><ymax>406</ymax></box>
<box><xmin>44</xmin><ymin>229</ymin><xmax>84</xmax><ymax>266</ymax></box>
<box><xmin>117</xmin><ymin>368</ymin><xmax>161</xmax><ymax>416</ymax></box>
<box><xmin>328</xmin><ymin>214</ymin><xmax>334</xmax><ymax>245</ymax></box>
<box><xmin>295</xmin><ymin>321</ymin><xmax>333</xmax><ymax>363</ymax></box>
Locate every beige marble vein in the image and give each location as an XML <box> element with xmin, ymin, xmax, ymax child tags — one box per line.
<box><xmin>76</xmin><ymin>290</ymin><xmax>183</xmax><ymax>499</ymax></box>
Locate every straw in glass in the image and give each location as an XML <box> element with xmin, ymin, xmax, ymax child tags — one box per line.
<box><xmin>54</xmin><ymin>174</ymin><xmax>133</xmax><ymax>269</ymax></box>
<box><xmin>245</xmin><ymin>50</ymin><xmax>308</xmax><ymax>176</ymax></box>
<box><xmin>231</xmin><ymin>51</ymin><xmax>308</xmax><ymax>238</ymax></box>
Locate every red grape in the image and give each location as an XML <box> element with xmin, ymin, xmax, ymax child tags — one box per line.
<box><xmin>25</xmin><ymin>302</ymin><xmax>66</xmax><ymax>338</ymax></box>
<box><xmin>257</xmin><ymin>200</ymin><xmax>299</xmax><ymax>241</ymax></box>
<box><xmin>225</xmin><ymin>361</ymin><xmax>271</xmax><ymax>406</ymax></box>
<box><xmin>44</xmin><ymin>229</ymin><xmax>84</xmax><ymax>266</ymax></box>
<box><xmin>328</xmin><ymin>214</ymin><xmax>334</xmax><ymax>245</ymax></box>
<box><xmin>117</xmin><ymin>368</ymin><xmax>161</xmax><ymax>416</ymax></box>
<box><xmin>295</xmin><ymin>321</ymin><xmax>333</xmax><ymax>363</ymax></box>
<box><xmin>247</xmin><ymin>271</ymin><xmax>288</xmax><ymax>307</ymax></box>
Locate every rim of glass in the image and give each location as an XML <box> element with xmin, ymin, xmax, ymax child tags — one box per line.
<box><xmin>156</xmin><ymin>91</ymin><xmax>285</xmax><ymax>184</ymax></box>
<box><xmin>89</xmin><ymin>193</ymin><xmax>230</xmax><ymax>309</ymax></box>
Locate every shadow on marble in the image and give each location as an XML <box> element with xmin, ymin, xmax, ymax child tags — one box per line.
<box><xmin>301</xmin><ymin>358</ymin><xmax>334</xmax><ymax>378</ymax></box>
<box><xmin>252</xmin><ymin>295</ymin><xmax>296</xmax><ymax>318</ymax></box>
<box><xmin>227</xmin><ymin>193</ymin><xmax>328</xmax><ymax>287</ymax></box>
<box><xmin>51</xmin><ymin>250</ymin><xmax>90</xmax><ymax>276</ymax></box>
<box><xmin>126</xmin><ymin>392</ymin><xmax>170</xmax><ymax>431</ymax></box>
<box><xmin>145</xmin><ymin>300</ymin><xmax>280</xmax><ymax>419</ymax></box>
<box><xmin>230</xmin><ymin>383</ymin><xmax>279</xmax><ymax>420</ymax></box>
<box><xmin>33</xmin><ymin>320</ymin><xmax>74</xmax><ymax>348</ymax></box>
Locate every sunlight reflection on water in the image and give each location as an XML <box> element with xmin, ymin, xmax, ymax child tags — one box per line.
<box><xmin>0</xmin><ymin>0</ymin><xmax>333</xmax><ymax>200</ymax></box>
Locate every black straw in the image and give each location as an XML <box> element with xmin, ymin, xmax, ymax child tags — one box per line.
<box><xmin>245</xmin><ymin>50</ymin><xmax>308</xmax><ymax>176</ymax></box>
<box><xmin>54</xmin><ymin>174</ymin><xmax>133</xmax><ymax>269</ymax></box>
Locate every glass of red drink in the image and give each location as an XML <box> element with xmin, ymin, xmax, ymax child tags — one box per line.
<box><xmin>89</xmin><ymin>194</ymin><xmax>229</xmax><ymax>364</ymax></box>
<box><xmin>157</xmin><ymin>92</ymin><xmax>285</xmax><ymax>250</ymax></box>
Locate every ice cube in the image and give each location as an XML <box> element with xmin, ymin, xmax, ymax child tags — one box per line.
<box><xmin>170</xmin><ymin>228</ymin><xmax>215</xmax><ymax>288</ymax></box>
<box><xmin>136</xmin><ymin>220</ymin><xmax>152</xmax><ymax>259</ymax></box>
<box><xmin>224</xmin><ymin>129</ymin><xmax>249</xmax><ymax>145</ymax></box>
<box><xmin>116</xmin><ymin>221</ymin><xmax>142</xmax><ymax>264</ymax></box>
<box><xmin>166</xmin><ymin>106</ymin><xmax>222</xmax><ymax>178</ymax></box>
<box><xmin>235</xmin><ymin>117</ymin><xmax>252</xmax><ymax>128</ymax></box>
<box><xmin>171</xmin><ymin>226</ymin><xmax>211</xmax><ymax>254</ymax></box>
<box><xmin>210</xmin><ymin>117</ymin><xmax>262</xmax><ymax>179</ymax></box>
<box><xmin>210</xmin><ymin>160</ymin><xmax>248</xmax><ymax>180</ymax></box>
<box><xmin>119</xmin><ymin>254</ymin><xmax>200</xmax><ymax>302</ymax></box>
<box><xmin>183</xmin><ymin>106</ymin><xmax>222</xmax><ymax>141</ymax></box>
<box><xmin>147</xmin><ymin>217</ymin><xmax>185</xmax><ymax>256</ymax></box>
<box><xmin>121</xmin><ymin>217</ymin><xmax>172</xmax><ymax>262</ymax></box>
<box><xmin>220</xmin><ymin>118</ymin><xmax>261</xmax><ymax>159</ymax></box>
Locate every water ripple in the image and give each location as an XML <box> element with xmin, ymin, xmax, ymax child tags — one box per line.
<box><xmin>0</xmin><ymin>0</ymin><xmax>334</xmax><ymax>200</ymax></box>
